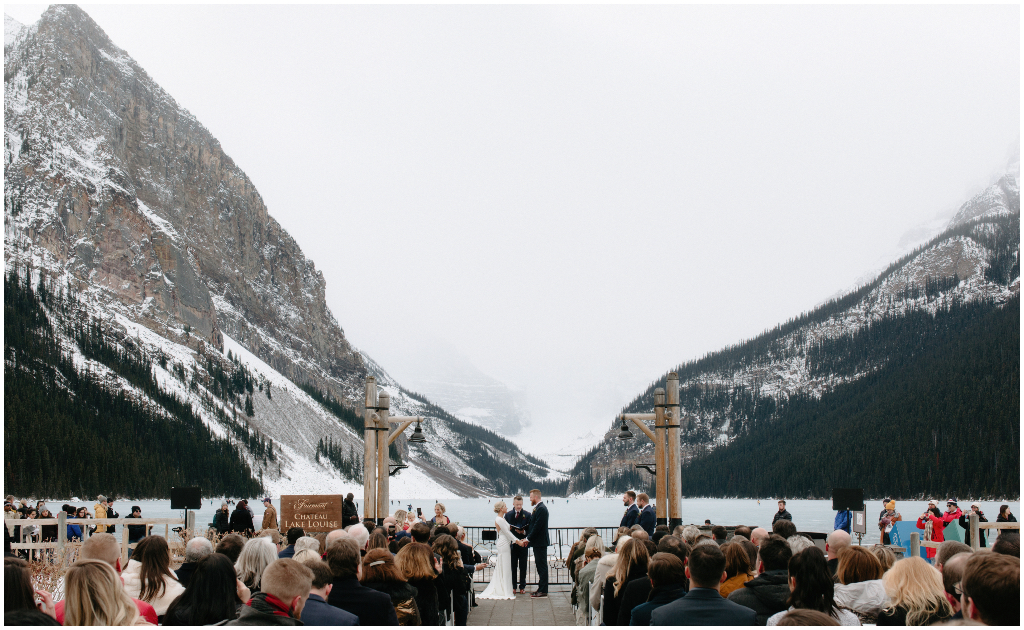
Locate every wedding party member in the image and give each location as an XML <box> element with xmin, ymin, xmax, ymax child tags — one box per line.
<box><xmin>478</xmin><ymin>501</ymin><xmax>518</xmax><ymax>600</ymax></box>
<box><xmin>520</xmin><ymin>489</ymin><xmax>550</xmax><ymax>597</ymax></box>
<box><xmin>620</xmin><ymin>491</ymin><xmax>639</xmax><ymax>528</ymax></box>
<box><xmin>122</xmin><ymin>536</ymin><xmax>187</xmax><ymax>617</ymax></box>
<box><xmin>637</xmin><ymin>494</ymin><xmax>656</xmax><ymax>537</ymax></box>
<box><xmin>505</xmin><ymin>495</ymin><xmax>531</xmax><ymax>594</ymax></box>
<box><xmin>325</xmin><ymin>538</ymin><xmax>398</xmax><ymax>626</ymax></box>
<box><xmin>226</xmin><ymin>558</ymin><xmax>313</xmax><ymax>626</ymax></box>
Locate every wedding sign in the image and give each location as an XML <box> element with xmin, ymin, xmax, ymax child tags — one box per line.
<box><xmin>279</xmin><ymin>494</ymin><xmax>343</xmax><ymax>531</ymax></box>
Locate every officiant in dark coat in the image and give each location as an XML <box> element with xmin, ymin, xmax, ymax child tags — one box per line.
<box><xmin>505</xmin><ymin>495</ymin><xmax>531</xmax><ymax>594</ymax></box>
<box><xmin>521</xmin><ymin>489</ymin><xmax>549</xmax><ymax>597</ymax></box>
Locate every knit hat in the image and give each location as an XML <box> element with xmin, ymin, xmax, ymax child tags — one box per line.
<box><xmin>970</xmin><ymin>503</ymin><xmax>981</xmax><ymax>510</ymax></box>
<box><xmin>885</xmin><ymin>501</ymin><xmax>896</xmax><ymax>510</ymax></box>
<box><xmin>928</xmin><ymin>500</ymin><xmax>937</xmax><ymax>506</ymax></box>
<box><xmin>946</xmin><ymin>498</ymin><xmax>958</xmax><ymax>506</ymax></box>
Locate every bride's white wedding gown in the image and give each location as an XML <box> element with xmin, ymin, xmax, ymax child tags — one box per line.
<box><xmin>477</xmin><ymin>515</ymin><xmax>516</xmax><ymax>599</ymax></box>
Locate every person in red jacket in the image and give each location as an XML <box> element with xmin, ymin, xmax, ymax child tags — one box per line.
<box><xmin>917</xmin><ymin>500</ymin><xmax>963</xmax><ymax>560</ymax></box>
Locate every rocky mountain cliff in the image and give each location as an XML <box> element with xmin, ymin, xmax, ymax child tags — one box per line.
<box><xmin>568</xmin><ymin>153</ymin><xmax>1020</xmax><ymax>496</ymax></box>
<box><xmin>4</xmin><ymin>6</ymin><xmax>553</xmax><ymax>497</ymax></box>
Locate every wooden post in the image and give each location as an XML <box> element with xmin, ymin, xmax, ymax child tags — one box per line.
<box><xmin>970</xmin><ymin>512</ymin><xmax>980</xmax><ymax>552</ymax></box>
<box><xmin>186</xmin><ymin>510</ymin><xmax>196</xmax><ymax>533</ymax></box>
<box><xmin>376</xmin><ymin>390</ymin><xmax>391</xmax><ymax>525</ymax></box>
<box><xmin>57</xmin><ymin>512</ymin><xmax>66</xmax><ymax>558</ymax></box>
<box><xmin>910</xmin><ymin>532</ymin><xmax>920</xmax><ymax>559</ymax></box>
<box><xmin>666</xmin><ymin>372</ymin><xmax>682</xmax><ymax>530</ymax></box>
<box><xmin>653</xmin><ymin>388</ymin><xmax>667</xmax><ymax>526</ymax></box>
<box><xmin>363</xmin><ymin>376</ymin><xmax>377</xmax><ymax>525</ymax></box>
<box><xmin>121</xmin><ymin>525</ymin><xmax>129</xmax><ymax>565</ymax></box>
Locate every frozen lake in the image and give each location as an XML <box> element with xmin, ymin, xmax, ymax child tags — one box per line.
<box><xmin>41</xmin><ymin>496</ymin><xmax>1018</xmax><ymax>546</ymax></box>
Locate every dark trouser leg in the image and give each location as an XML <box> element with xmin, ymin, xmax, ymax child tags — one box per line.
<box><xmin>533</xmin><ymin>544</ymin><xmax>548</xmax><ymax>593</ymax></box>
<box><xmin>511</xmin><ymin>544</ymin><xmax>528</xmax><ymax>589</ymax></box>
<box><xmin>454</xmin><ymin>593</ymin><xmax>468</xmax><ymax>626</ymax></box>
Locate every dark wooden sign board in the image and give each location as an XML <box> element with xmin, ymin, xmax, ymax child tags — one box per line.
<box><xmin>279</xmin><ymin>494</ymin><xmax>344</xmax><ymax>532</ymax></box>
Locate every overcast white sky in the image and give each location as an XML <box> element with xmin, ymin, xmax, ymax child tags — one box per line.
<box><xmin>7</xmin><ymin>3</ymin><xmax>1020</xmax><ymax>451</ymax></box>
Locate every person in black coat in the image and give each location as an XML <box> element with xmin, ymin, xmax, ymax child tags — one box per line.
<box><xmin>637</xmin><ymin>493</ymin><xmax>656</xmax><ymax>537</ymax></box>
<box><xmin>959</xmin><ymin>504</ymin><xmax>988</xmax><ymax>548</ymax></box>
<box><xmin>325</xmin><ymin>539</ymin><xmax>398</xmax><ymax>625</ymax></box>
<box><xmin>230</xmin><ymin>500</ymin><xmax>255</xmax><ymax>536</ymax></box>
<box><xmin>343</xmin><ymin>493</ymin><xmax>360</xmax><ymax>527</ymax></box>
<box><xmin>772</xmin><ymin>500</ymin><xmax>793</xmax><ymax>525</ymax></box>
<box><xmin>728</xmin><ymin>535</ymin><xmax>792</xmax><ymax>625</ymax></box>
<box><xmin>520</xmin><ymin>489</ymin><xmax>550</xmax><ymax>596</ymax></box>
<box><xmin>628</xmin><ymin>553</ymin><xmax>688</xmax><ymax>626</ymax></box>
<box><xmin>505</xmin><ymin>497</ymin><xmax>531</xmax><ymax>594</ymax></box>
<box><xmin>603</xmin><ymin>538</ymin><xmax>649</xmax><ymax>625</ymax></box>
<box><xmin>212</xmin><ymin>504</ymin><xmax>231</xmax><ymax>535</ymax></box>
<box><xmin>651</xmin><ymin>544</ymin><xmax>757</xmax><ymax>626</ymax></box>
<box><xmin>620</xmin><ymin>491</ymin><xmax>640</xmax><ymax>528</ymax></box>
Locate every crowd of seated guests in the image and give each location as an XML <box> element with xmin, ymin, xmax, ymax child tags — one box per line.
<box><xmin>564</xmin><ymin>505</ymin><xmax>1020</xmax><ymax>627</ymax></box>
<box><xmin>2</xmin><ymin>502</ymin><xmax>493</xmax><ymax>626</ymax></box>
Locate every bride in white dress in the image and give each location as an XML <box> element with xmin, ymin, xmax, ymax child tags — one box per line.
<box><xmin>476</xmin><ymin>500</ymin><xmax>516</xmax><ymax>599</ymax></box>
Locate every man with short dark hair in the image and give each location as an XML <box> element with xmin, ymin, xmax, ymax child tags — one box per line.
<box><xmin>628</xmin><ymin>553</ymin><xmax>688</xmax><ymax>625</ymax></box>
<box><xmin>505</xmin><ymin>495</ymin><xmax>530</xmax><ymax>594</ymax></box>
<box><xmin>960</xmin><ymin>552</ymin><xmax>1019</xmax><ymax>626</ymax></box>
<box><xmin>410</xmin><ymin>521</ymin><xmax>430</xmax><ymax>543</ymax></box>
<box><xmin>935</xmin><ymin>541</ymin><xmax>971</xmax><ymax>570</ymax></box>
<box><xmin>711</xmin><ymin>526</ymin><xmax>727</xmax><ymax>545</ymax></box>
<box><xmin>298</xmin><ymin>559</ymin><xmax>359</xmax><ymax>625</ymax></box>
<box><xmin>217</xmin><ymin>533</ymin><xmax>246</xmax><ymax>563</ymax></box>
<box><xmin>940</xmin><ymin>552</ymin><xmax>972</xmax><ymax>617</ymax></box>
<box><xmin>620</xmin><ymin>491</ymin><xmax>639</xmax><ymax>528</ymax></box>
<box><xmin>519</xmin><ymin>489</ymin><xmax>550</xmax><ymax>597</ymax></box>
<box><xmin>637</xmin><ymin>493</ymin><xmax>656</xmax><ymax>537</ymax></box>
<box><xmin>325</xmin><ymin>538</ymin><xmax>398</xmax><ymax>625</ymax></box>
<box><xmin>651</xmin><ymin>544</ymin><xmax>757</xmax><ymax>625</ymax></box>
<box><xmin>618</xmin><ymin>538</ymin><xmax>691</xmax><ymax>624</ymax></box>
<box><xmin>279</xmin><ymin>527</ymin><xmax>304</xmax><ymax>559</ymax></box>
<box><xmin>992</xmin><ymin>531</ymin><xmax>1020</xmax><ymax>557</ymax></box>
<box><xmin>734</xmin><ymin>526</ymin><xmax>752</xmax><ymax>541</ymax></box>
<box><xmin>729</xmin><ymin>534</ymin><xmax>793</xmax><ymax>624</ymax></box>
<box><xmin>772</xmin><ymin>519</ymin><xmax>797</xmax><ymax>540</ymax></box>
<box><xmin>772</xmin><ymin>500</ymin><xmax>792</xmax><ymax>525</ymax></box>
<box><xmin>227</xmin><ymin>558</ymin><xmax>312</xmax><ymax>625</ymax></box>
<box><xmin>262</xmin><ymin>498</ymin><xmax>278</xmax><ymax>532</ymax></box>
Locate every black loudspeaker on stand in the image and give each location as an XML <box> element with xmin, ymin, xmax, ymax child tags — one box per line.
<box><xmin>170</xmin><ymin>487</ymin><xmax>202</xmax><ymax>510</ymax></box>
<box><xmin>832</xmin><ymin>488</ymin><xmax>864</xmax><ymax>512</ymax></box>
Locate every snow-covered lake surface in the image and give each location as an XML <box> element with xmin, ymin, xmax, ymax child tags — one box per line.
<box><xmin>41</xmin><ymin>497</ymin><xmax>1019</xmax><ymax>546</ymax></box>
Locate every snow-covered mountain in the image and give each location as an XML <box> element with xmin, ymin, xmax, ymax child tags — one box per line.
<box><xmin>4</xmin><ymin>5</ymin><xmax>552</xmax><ymax>497</ymax></box>
<box><xmin>567</xmin><ymin>153</ymin><xmax>1020</xmax><ymax>495</ymax></box>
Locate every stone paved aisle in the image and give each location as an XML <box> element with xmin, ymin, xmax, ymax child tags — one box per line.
<box><xmin>468</xmin><ymin>584</ymin><xmax>576</xmax><ymax>626</ymax></box>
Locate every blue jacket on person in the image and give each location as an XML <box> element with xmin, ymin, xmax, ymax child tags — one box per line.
<box><xmin>300</xmin><ymin>593</ymin><xmax>360</xmax><ymax>626</ymax></box>
<box><xmin>620</xmin><ymin>503</ymin><xmax>640</xmax><ymax>528</ymax></box>
<box><xmin>67</xmin><ymin>523</ymin><xmax>82</xmax><ymax>541</ymax></box>
<box><xmin>278</xmin><ymin>545</ymin><xmax>295</xmax><ymax>559</ymax></box>
<box><xmin>834</xmin><ymin>510</ymin><xmax>851</xmax><ymax>534</ymax></box>
<box><xmin>651</xmin><ymin>587</ymin><xmax>758</xmax><ymax>626</ymax></box>
<box><xmin>638</xmin><ymin>504</ymin><xmax>656</xmax><ymax>536</ymax></box>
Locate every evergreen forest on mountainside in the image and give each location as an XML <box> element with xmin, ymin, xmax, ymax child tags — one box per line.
<box><xmin>675</xmin><ymin>295</ymin><xmax>1019</xmax><ymax>499</ymax></box>
<box><xmin>4</xmin><ymin>270</ymin><xmax>266</xmax><ymax>498</ymax></box>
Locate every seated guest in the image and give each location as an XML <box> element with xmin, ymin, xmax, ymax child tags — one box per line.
<box><xmin>396</xmin><ymin>542</ymin><xmax>442</xmax><ymax>626</ymax></box>
<box><xmin>750</xmin><ymin>528</ymin><xmax>770</xmax><ymax>549</ymax></box>
<box><xmin>326</xmin><ymin>528</ymin><xmax>350</xmax><ymax>549</ymax></box>
<box><xmin>298</xmin><ymin>559</ymin><xmax>360</xmax><ymax>626</ymax></box>
<box><xmin>935</xmin><ymin>541</ymin><xmax>972</xmax><ymax>571</ymax></box>
<box><xmin>876</xmin><ymin>556</ymin><xmax>952</xmax><ymax>626</ymax></box>
<box><xmin>720</xmin><ymin>543</ymin><xmax>755</xmax><ymax>598</ymax></box>
<box><xmin>603</xmin><ymin>537</ymin><xmax>650</xmax><ymax>625</ymax></box>
<box><xmin>629</xmin><ymin>553</ymin><xmax>687</xmax><ymax>626</ymax></box>
<box><xmin>217</xmin><ymin>534</ymin><xmax>247</xmax><ymax>564</ymax></box>
<box><xmin>868</xmin><ymin>544</ymin><xmax>896</xmax><ymax>574</ymax></box>
<box><xmin>590</xmin><ymin>535</ymin><xmax>631</xmax><ymax>611</ymax></box>
<box><xmin>261</xmin><ymin>529</ymin><xmax>285</xmax><ymax>554</ymax></box>
<box><xmin>235</xmin><ymin>537</ymin><xmax>279</xmax><ymax>595</ymax></box>
<box><xmin>122</xmin><ymin>536</ymin><xmax>187</xmax><ymax>617</ymax></box>
<box><xmin>292</xmin><ymin>549</ymin><xmax>322</xmax><ymax>564</ymax></box>
<box><xmin>164</xmin><ymin>553</ymin><xmax>250</xmax><ymax>625</ymax></box>
<box><xmin>326</xmin><ymin>537</ymin><xmax>399</xmax><ymax>625</ymax></box>
<box><xmin>734</xmin><ymin>526</ymin><xmax>753</xmax><ymax>541</ymax></box>
<box><xmin>227</xmin><ymin>558</ymin><xmax>312</xmax><ymax>626</ymax></box>
<box><xmin>992</xmin><ymin>531</ymin><xmax>1020</xmax><ymax>557</ymax></box>
<box><xmin>63</xmin><ymin>560</ymin><xmax>145</xmax><ymax>625</ymax></box>
<box><xmin>348</xmin><ymin>523</ymin><xmax>371</xmax><ymax>551</ymax></box>
<box><xmin>825</xmin><ymin>530</ymin><xmax>851</xmax><ymax>579</ymax></box>
<box><xmin>772</xmin><ymin>520</ymin><xmax>797</xmax><ymax>540</ymax></box>
<box><xmin>651</xmin><ymin>544</ymin><xmax>757</xmax><ymax>625</ymax></box>
<box><xmin>833</xmin><ymin>546</ymin><xmax>886</xmax><ymax>623</ymax></box>
<box><xmin>765</xmin><ymin>547</ymin><xmax>858</xmax><ymax>626</ymax></box>
<box><xmin>362</xmin><ymin>548</ymin><xmax>422</xmax><ymax>625</ymax></box>
<box><xmin>776</xmin><ymin>609</ymin><xmax>840</xmax><ymax>626</ymax></box>
<box><xmin>712</xmin><ymin>526</ymin><xmax>728</xmax><ymax>546</ymax></box>
<box><xmin>367</xmin><ymin>532</ymin><xmax>390</xmax><ymax>551</ymax></box>
<box><xmin>729</xmin><ymin>534</ymin><xmax>793</xmax><ymax>625</ymax></box>
<box><xmin>51</xmin><ymin>533</ymin><xmax>158</xmax><ymax>625</ymax></box>
<box><xmin>294</xmin><ymin>536</ymin><xmax>321</xmax><ymax>557</ymax></box>
<box><xmin>940</xmin><ymin>552</ymin><xmax>972</xmax><ymax>618</ymax></box>
<box><xmin>6</xmin><ymin>557</ymin><xmax>57</xmax><ymax>622</ymax></box>
<box><xmin>409</xmin><ymin>522</ymin><xmax>430</xmax><ymax>544</ymax></box>
<box><xmin>786</xmin><ymin>535</ymin><xmax>817</xmax><ymax>555</ymax></box>
<box><xmin>279</xmin><ymin>527</ymin><xmax>304</xmax><ymax>559</ymax></box>
<box><xmin>959</xmin><ymin>552</ymin><xmax>1019</xmax><ymax>626</ymax></box>
<box><xmin>575</xmin><ymin>547</ymin><xmax>604</xmax><ymax>625</ymax></box>
<box><xmin>175</xmin><ymin>537</ymin><xmax>213</xmax><ymax>588</ymax></box>
<box><xmin>618</xmin><ymin>536</ymin><xmax>689</xmax><ymax>625</ymax></box>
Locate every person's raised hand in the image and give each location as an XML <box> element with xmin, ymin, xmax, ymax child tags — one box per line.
<box><xmin>237</xmin><ymin>579</ymin><xmax>251</xmax><ymax>603</ymax></box>
<box><xmin>34</xmin><ymin>589</ymin><xmax>55</xmax><ymax>620</ymax></box>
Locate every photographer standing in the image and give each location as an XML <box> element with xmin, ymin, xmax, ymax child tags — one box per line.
<box><xmin>959</xmin><ymin>503</ymin><xmax>988</xmax><ymax>548</ymax></box>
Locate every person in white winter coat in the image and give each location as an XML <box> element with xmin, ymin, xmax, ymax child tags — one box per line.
<box><xmin>121</xmin><ymin>536</ymin><xmax>186</xmax><ymax>617</ymax></box>
<box><xmin>833</xmin><ymin>546</ymin><xmax>889</xmax><ymax>623</ymax></box>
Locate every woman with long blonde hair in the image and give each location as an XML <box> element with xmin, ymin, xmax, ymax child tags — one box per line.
<box><xmin>877</xmin><ymin>556</ymin><xmax>953</xmax><ymax>626</ymax></box>
<box><xmin>64</xmin><ymin>559</ymin><xmax>148</xmax><ymax>626</ymax></box>
<box><xmin>602</xmin><ymin>537</ymin><xmax>650</xmax><ymax>625</ymax></box>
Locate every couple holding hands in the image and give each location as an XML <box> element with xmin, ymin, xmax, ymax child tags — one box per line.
<box><xmin>477</xmin><ymin>489</ymin><xmax>550</xmax><ymax>599</ymax></box>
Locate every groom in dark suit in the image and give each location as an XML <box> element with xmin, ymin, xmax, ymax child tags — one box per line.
<box><xmin>505</xmin><ymin>495</ymin><xmax>531</xmax><ymax>594</ymax></box>
<box><xmin>519</xmin><ymin>489</ymin><xmax>549</xmax><ymax>597</ymax></box>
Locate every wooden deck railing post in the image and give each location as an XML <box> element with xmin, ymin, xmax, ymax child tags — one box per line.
<box><xmin>186</xmin><ymin>510</ymin><xmax>196</xmax><ymax>533</ymax></box>
<box><xmin>57</xmin><ymin>512</ymin><xmax>66</xmax><ymax>557</ymax></box>
<box><xmin>910</xmin><ymin>532</ymin><xmax>920</xmax><ymax>559</ymax></box>
<box><xmin>969</xmin><ymin>512</ymin><xmax>980</xmax><ymax>552</ymax></box>
<box><xmin>121</xmin><ymin>527</ymin><xmax>130</xmax><ymax>565</ymax></box>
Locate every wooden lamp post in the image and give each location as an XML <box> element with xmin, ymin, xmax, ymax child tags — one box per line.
<box><xmin>618</xmin><ymin>372</ymin><xmax>683</xmax><ymax>529</ymax></box>
<box><xmin>363</xmin><ymin>376</ymin><xmax>427</xmax><ymax>525</ymax></box>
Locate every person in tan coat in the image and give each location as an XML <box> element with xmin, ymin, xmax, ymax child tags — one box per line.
<box><xmin>93</xmin><ymin>495</ymin><xmax>108</xmax><ymax>533</ymax></box>
<box><xmin>262</xmin><ymin>498</ymin><xmax>278</xmax><ymax>531</ymax></box>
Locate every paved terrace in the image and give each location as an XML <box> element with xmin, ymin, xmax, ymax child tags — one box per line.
<box><xmin>469</xmin><ymin>584</ymin><xmax>576</xmax><ymax>626</ymax></box>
